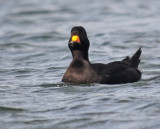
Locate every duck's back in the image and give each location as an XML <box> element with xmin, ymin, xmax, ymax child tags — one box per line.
<box><xmin>92</xmin><ymin>61</ymin><xmax>141</xmax><ymax>84</ymax></box>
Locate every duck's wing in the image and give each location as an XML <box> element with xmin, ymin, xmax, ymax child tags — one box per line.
<box><xmin>97</xmin><ymin>62</ymin><xmax>141</xmax><ymax>84</ymax></box>
<box><xmin>92</xmin><ymin>61</ymin><xmax>131</xmax><ymax>76</ymax></box>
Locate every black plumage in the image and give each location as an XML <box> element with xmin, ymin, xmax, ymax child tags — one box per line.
<box><xmin>62</xmin><ymin>26</ymin><xmax>142</xmax><ymax>84</ymax></box>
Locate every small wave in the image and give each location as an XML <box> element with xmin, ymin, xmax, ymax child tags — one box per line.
<box><xmin>95</xmin><ymin>33</ymin><xmax>105</xmax><ymax>37</ymax></box>
<box><xmin>12</xmin><ymin>10</ymin><xmax>52</xmax><ymax>15</ymax></box>
<box><xmin>0</xmin><ymin>42</ymin><xmax>33</xmax><ymax>49</ymax></box>
<box><xmin>23</xmin><ymin>33</ymin><xmax>66</xmax><ymax>42</ymax></box>
<box><xmin>0</xmin><ymin>106</ymin><xmax>24</xmax><ymax>112</ymax></box>
<box><xmin>69</xmin><ymin>104</ymin><xmax>89</xmax><ymax>110</ymax></box>
<box><xmin>40</xmin><ymin>83</ymin><xmax>64</xmax><ymax>87</ymax></box>
<box><xmin>135</xmin><ymin>103</ymin><xmax>160</xmax><ymax>111</ymax></box>
<box><xmin>143</xmin><ymin>75</ymin><xmax>160</xmax><ymax>81</ymax></box>
<box><xmin>53</xmin><ymin>118</ymin><xmax>91</xmax><ymax>127</ymax></box>
<box><xmin>39</xmin><ymin>82</ymin><xmax>95</xmax><ymax>87</ymax></box>
<box><xmin>4</xmin><ymin>68</ymin><xmax>39</xmax><ymax>75</ymax></box>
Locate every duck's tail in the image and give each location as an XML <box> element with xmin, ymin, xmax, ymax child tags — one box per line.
<box><xmin>122</xmin><ymin>47</ymin><xmax>142</xmax><ymax>68</ymax></box>
<box><xmin>130</xmin><ymin>47</ymin><xmax>142</xmax><ymax>68</ymax></box>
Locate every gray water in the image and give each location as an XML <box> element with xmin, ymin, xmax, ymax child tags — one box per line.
<box><xmin>0</xmin><ymin>0</ymin><xmax>160</xmax><ymax>129</ymax></box>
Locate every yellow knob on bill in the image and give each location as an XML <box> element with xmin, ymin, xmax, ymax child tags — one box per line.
<box><xmin>72</xmin><ymin>35</ymin><xmax>80</xmax><ymax>42</ymax></box>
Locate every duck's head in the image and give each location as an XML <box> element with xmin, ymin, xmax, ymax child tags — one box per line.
<box><xmin>68</xmin><ymin>26</ymin><xmax>90</xmax><ymax>60</ymax></box>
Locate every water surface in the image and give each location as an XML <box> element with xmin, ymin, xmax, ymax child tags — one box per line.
<box><xmin>0</xmin><ymin>0</ymin><xmax>160</xmax><ymax>129</ymax></box>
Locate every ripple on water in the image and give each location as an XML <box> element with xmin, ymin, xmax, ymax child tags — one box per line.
<box><xmin>1</xmin><ymin>0</ymin><xmax>160</xmax><ymax>129</ymax></box>
<box><xmin>0</xmin><ymin>106</ymin><xmax>24</xmax><ymax>112</ymax></box>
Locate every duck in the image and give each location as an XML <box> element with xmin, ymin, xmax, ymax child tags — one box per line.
<box><xmin>62</xmin><ymin>26</ymin><xmax>142</xmax><ymax>84</ymax></box>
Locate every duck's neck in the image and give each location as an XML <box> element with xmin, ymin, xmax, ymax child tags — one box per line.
<box><xmin>71</xmin><ymin>50</ymin><xmax>89</xmax><ymax>61</ymax></box>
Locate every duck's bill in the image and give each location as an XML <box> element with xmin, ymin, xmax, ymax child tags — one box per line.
<box><xmin>69</xmin><ymin>35</ymin><xmax>81</xmax><ymax>46</ymax></box>
<box><xmin>71</xmin><ymin>35</ymin><xmax>80</xmax><ymax>42</ymax></box>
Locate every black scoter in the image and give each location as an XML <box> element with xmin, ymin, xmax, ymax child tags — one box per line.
<box><xmin>62</xmin><ymin>26</ymin><xmax>142</xmax><ymax>84</ymax></box>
